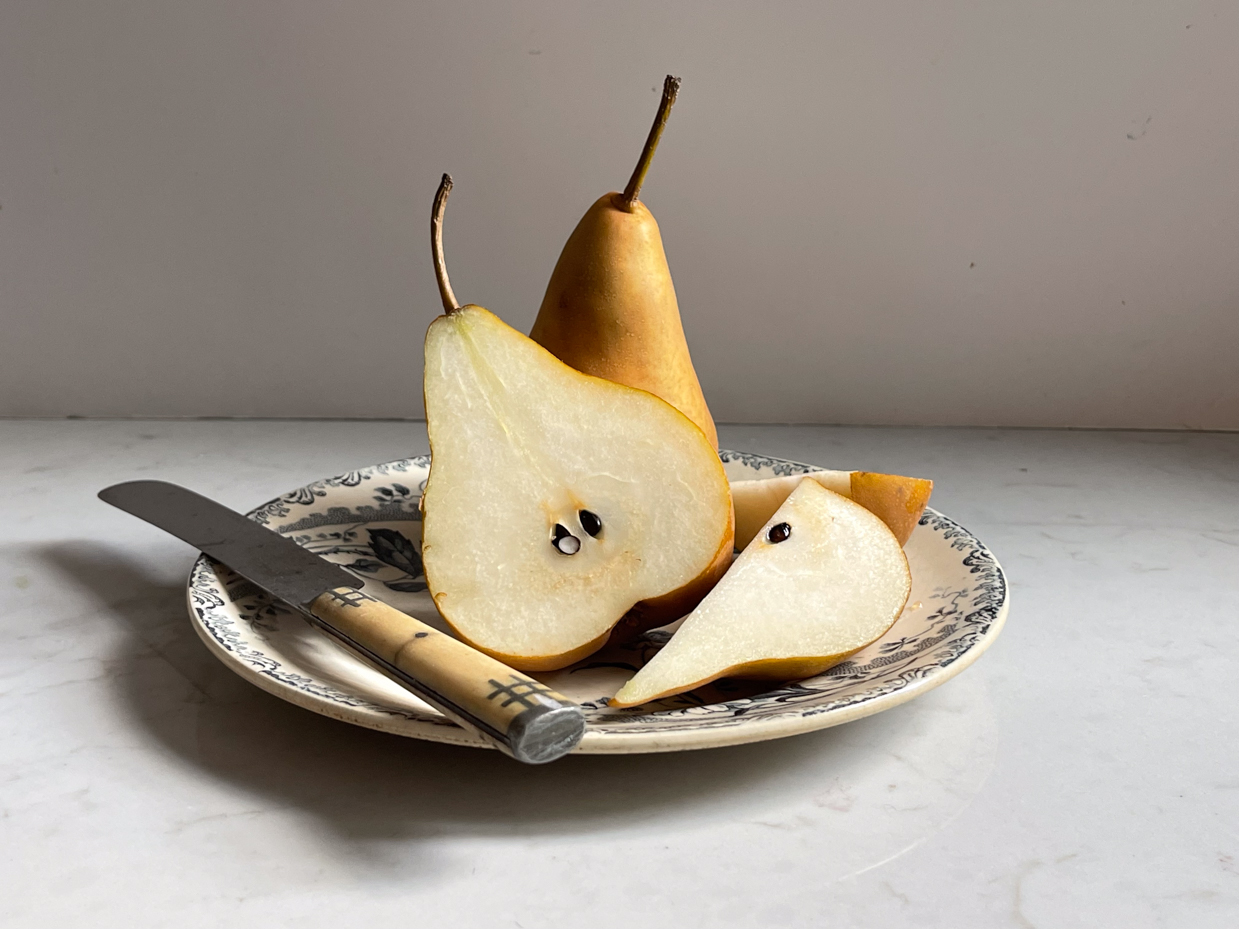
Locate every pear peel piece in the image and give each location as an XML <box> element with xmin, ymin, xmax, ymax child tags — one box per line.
<box><xmin>422</xmin><ymin>305</ymin><xmax>733</xmax><ymax>672</ymax></box>
<box><xmin>731</xmin><ymin>470</ymin><xmax>933</xmax><ymax>550</ymax></box>
<box><xmin>611</xmin><ymin>479</ymin><xmax>912</xmax><ymax>708</ymax></box>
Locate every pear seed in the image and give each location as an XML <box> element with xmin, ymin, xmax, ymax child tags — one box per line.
<box><xmin>579</xmin><ymin>510</ymin><xmax>602</xmax><ymax>537</ymax></box>
<box><xmin>552</xmin><ymin>523</ymin><xmax>581</xmax><ymax>555</ymax></box>
<box><xmin>767</xmin><ymin>522</ymin><xmax>792</xmax><ymax>544</ymax></box>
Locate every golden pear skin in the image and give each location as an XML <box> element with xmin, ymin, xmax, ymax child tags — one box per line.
<box><xmin>530</xmin><ymin>76</ymin><xmax>718</xmax><ymax>448</ymax></box>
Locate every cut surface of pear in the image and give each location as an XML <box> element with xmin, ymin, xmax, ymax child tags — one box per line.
<box><xmin>530</xmin><ymin>76</ymin><xmax>717</xmax><ymax>447</ymax></box>
<box><xmin>731</xmin><ymin>470</ymin><xmax>933</xmax><ymax>549</ymax></box>
<box><xmin>611</xmin><ymin>479</ymin><xmax>911</xmax><ymax>707</ymax></box>
<box><xmin>422</xmin><ymin>304</ymin><xmax>733</xmax><ymax>671</ymax></box>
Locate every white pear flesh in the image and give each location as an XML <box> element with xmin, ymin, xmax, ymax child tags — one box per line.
<box><xmin>612</xmin><ymin>478</ymin><xmax>911</xmax><ymax>707</ymax></box>
<box><xmin>422</xmin><ymin>305</ymin><xmax>732</xmax><ymax>671</ymax></box>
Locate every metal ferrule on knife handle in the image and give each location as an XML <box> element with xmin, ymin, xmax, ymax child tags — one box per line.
<box><xmin>305</xmin><ymin>587</ymin><xmax>585</xmax><ymax>764</ymax></box>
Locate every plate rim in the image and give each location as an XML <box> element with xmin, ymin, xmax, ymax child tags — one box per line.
<box><xmin>185</xmin><ymin>452</ymin><xmax>1009</xmax><ymax>754</ymax></box>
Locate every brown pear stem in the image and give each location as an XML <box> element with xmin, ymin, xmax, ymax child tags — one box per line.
<box><xmin>620</xmin><ymin>75</ymin><xmax>680</xmax><ymax>208</ymax></box>
<box><xmin>431</xmin><ymin>173</ymin><xmax>461</xmax><ymax>314</ymax></box>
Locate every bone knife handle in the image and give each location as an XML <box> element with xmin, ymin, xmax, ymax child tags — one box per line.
<box><xmin>306</xmin><ymin>587</ymin><xmax>585</xmax><ymax>764</ymax></box>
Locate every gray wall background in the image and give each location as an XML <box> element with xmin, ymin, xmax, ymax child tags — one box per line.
<box><xmin>2</xmin><ymin>1</ymin><xmax>1236</xmax><ymax>428</ymax></box>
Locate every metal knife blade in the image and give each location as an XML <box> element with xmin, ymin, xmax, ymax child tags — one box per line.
<box><xmin>99</xmin><ymin>480</ymin><xmax>362</xmax><ymax>607</ymax></box>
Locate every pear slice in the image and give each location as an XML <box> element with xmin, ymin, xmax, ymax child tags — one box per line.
<box><xmin>611</xmin><ymin>479</ymin><xmax>911</xmax><ymax>708</ymax></box>
<box><xmin>731</xmin><ymin>470</ymin><xmax>933</xmax><ymax>549</ymax></box>
<box><xmin>422</xmin><ymin>176</ymin><xmax>733</xmax><ymax>672</ymax></box>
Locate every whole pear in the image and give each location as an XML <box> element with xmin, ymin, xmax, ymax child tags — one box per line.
<box><xmin>530</xmin><ymin>76</ymin><xmax>718</xmax><ymax>448</ymax></box>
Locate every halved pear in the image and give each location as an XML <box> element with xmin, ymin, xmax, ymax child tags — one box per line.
<box><xmin>731</xmin><ymin>470</ymin><xmax>933</xmax><ymax>549</ymax></box>
<box><xmin>611</xmin><ymin>478</ymin><xmax>911</xmax><ymax>707</ymax></box>
<box><xmin>422</xmin><ymin>176</ymin><xmax>733</xmax><ymax>672</ymax></box>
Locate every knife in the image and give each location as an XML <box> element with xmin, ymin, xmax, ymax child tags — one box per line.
<box><xmin>99</xmin><ymin>480</ymin><xmax>586</xmax><ymax>764</ymax></box>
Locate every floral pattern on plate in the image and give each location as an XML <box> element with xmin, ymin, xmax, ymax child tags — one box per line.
<box><xmin>186</xmin><ymin>451</ymin><xmax>1008</xmax><ymax>753</ymax></box>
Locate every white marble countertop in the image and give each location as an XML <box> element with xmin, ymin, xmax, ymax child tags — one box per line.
<box><xmin>1</xmin><ymin>420</ymin><xmax>1236</xmax><ymax>928</ymax></box>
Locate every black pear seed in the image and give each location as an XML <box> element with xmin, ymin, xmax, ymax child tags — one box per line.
<box><xmin>767</xmin><ymin>522</ymin><xmax>792</xmax><ymax>544</ymax></box>
<box><xmin>552</xmin><ymin>523</ymin><xmax>581</xmax><ymax>555</ymax></box>
<box><xmin>579</xmin><ymin>509</ymin><xmax>602</xmax><ymax>537</ymax></box>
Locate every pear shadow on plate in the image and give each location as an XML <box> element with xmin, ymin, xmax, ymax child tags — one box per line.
<box><xmin>39</xmin><ymin>542</ymin><xmax>946</xmax><ymax>852</ymax></box>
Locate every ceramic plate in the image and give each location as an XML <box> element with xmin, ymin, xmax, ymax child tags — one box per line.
<box><xmin>186</xmin><ymin>451</ymin><xmax>1008</xmax><ymax>754</ymax></box>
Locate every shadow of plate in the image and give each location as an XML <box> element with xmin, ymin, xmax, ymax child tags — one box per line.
<box><xmin>39</xmin><ymin>540</ymin><xmax>997</xmax><ymax>882</ymax></box>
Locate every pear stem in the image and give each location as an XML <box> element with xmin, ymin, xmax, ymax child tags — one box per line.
<box><xmin>431</xmin><ymin>173</ymin><xmax>461</xmax><ymax>314</ymax></box>
<box><xmin>620</xmin><ymin>75</ymin><xmax>680</xmax><ymax>208</ymax></box>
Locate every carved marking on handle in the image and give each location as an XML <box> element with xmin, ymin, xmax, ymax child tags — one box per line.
<box><xmin>486</xmin><ymin>676</ymin><xmax>555</xmax><ymax>709</ymax></box>
<box><xmin>322</xmin><ymin>588</ymin><xmax>374</xmax><ymax>609</ymax></box>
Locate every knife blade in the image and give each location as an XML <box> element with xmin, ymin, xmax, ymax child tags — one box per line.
<box><xmin>99</xmin><ymin>480</ymin><xmax>586</xmax><ymax>763</ymax></box>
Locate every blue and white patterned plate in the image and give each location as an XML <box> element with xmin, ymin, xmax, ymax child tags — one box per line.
<box><xmin>186</xmin><ymin>451</ymin><xmax>1008</xmax><ymax>754</ymax></box>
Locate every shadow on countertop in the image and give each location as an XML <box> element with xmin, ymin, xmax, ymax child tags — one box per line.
<box><xmin>40</xmin><ymin>540</ymin><xmax>933</xmax><ymax>865</ymax></box>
